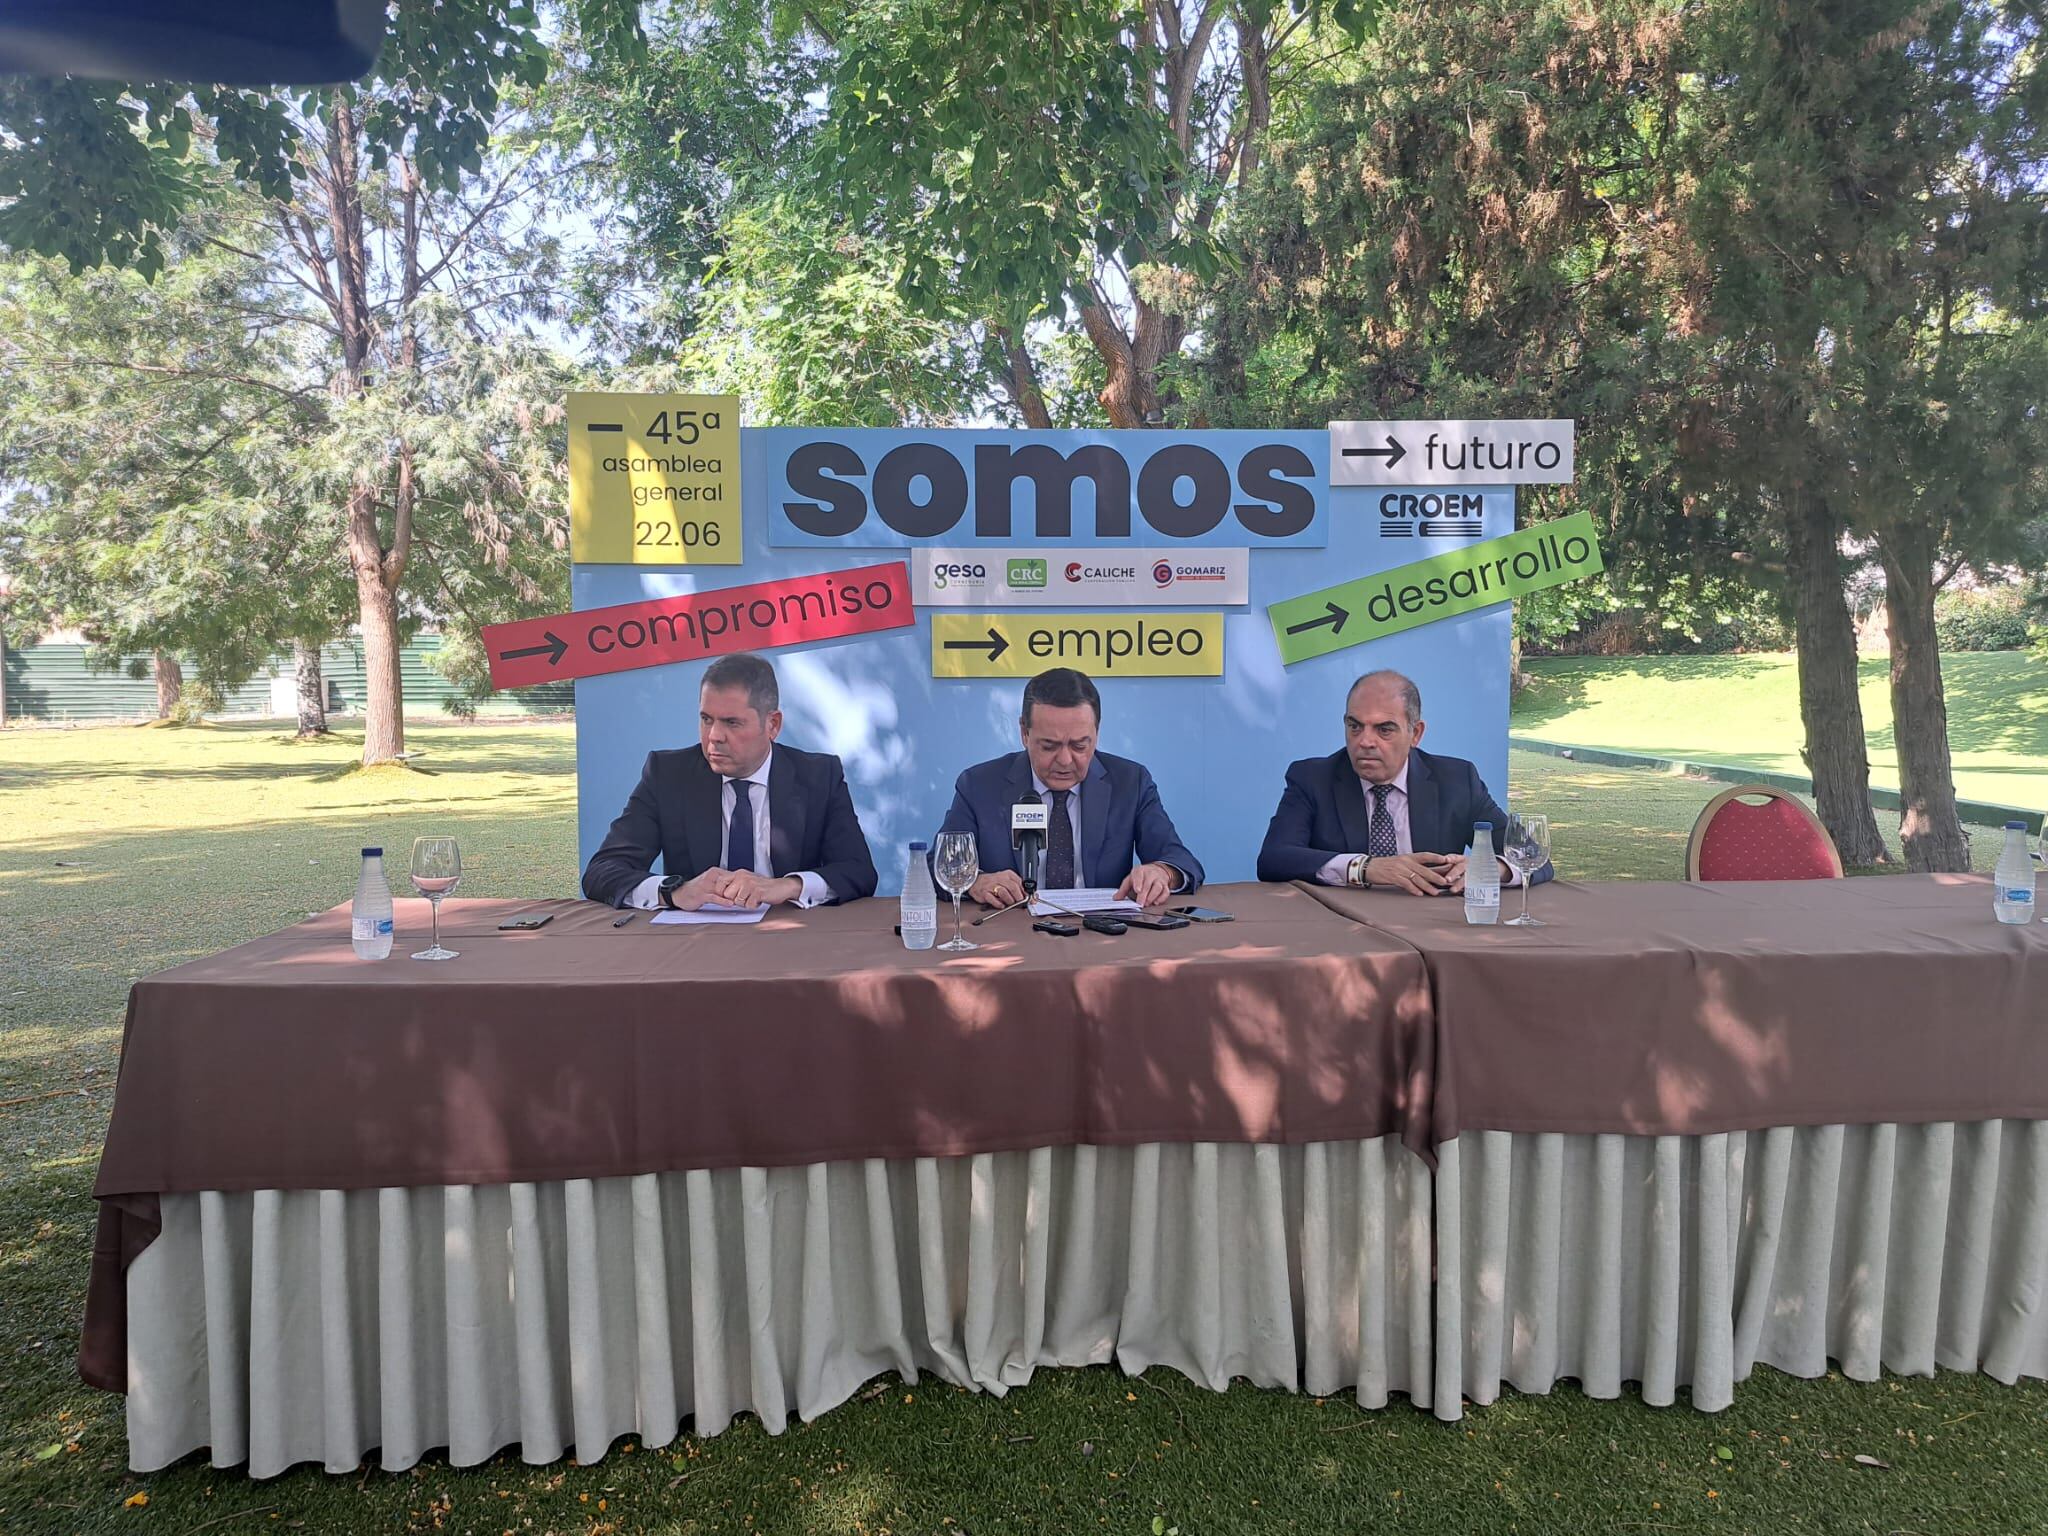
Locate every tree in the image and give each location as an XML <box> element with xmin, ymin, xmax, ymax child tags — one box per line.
<box><xmin>0</xmin><ymin>2</ymin><xmax>639</xmax><ymax>761</ymax></box>
<box><xmin>0</xmin><ymin>239</ymin><xmax>349</xmax><ymax>721</ymax></box>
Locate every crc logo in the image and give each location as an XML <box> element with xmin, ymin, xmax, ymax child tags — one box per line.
<box><xmin>1379</xmin><ymin>491</ymin><xmax>1485</xmax><ymax>539</ymax></box>
<box><xmin>930</xmin><ymin>561</ymin><xmax>986</xmax><ymax>590</ymax></box>
<box><xmin>1007</xmin><ymin>558</ymin><xmax>1047</xmax><ymax>588</ymax></box>
<box><xmin>781</xmin><ymin>437</ymin><xmax>1319</xmax><ymax>540</ymax></box>
<box><xmin>1152</xmin><ymin>560</ymin><xmax>1174</xmax><ymax>587</ymax></box>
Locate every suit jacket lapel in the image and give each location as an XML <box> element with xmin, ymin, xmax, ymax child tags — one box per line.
<box><xmin>1331</xmin><ymin>750</ymin><xmax>1374</xmax><ymax>853</ymax></box>
<box><xmin>1080</xmin><ymin>755</ymin><xmax>1112</xmax><ymax>886</ymax></box>
<box><xmin>767</xmin><ymin>749</ymin><xmax>804</xmax><ymax>876</ymax></box>
<box><xmin>683</xmin><ymin>751</ymin><xmax>726</xmax><ymax>875</ymax></box>
<box><xmin>1406</xmin><ymin>749</ymin><xmax>1442</xmax><ymax>853</ymax></box>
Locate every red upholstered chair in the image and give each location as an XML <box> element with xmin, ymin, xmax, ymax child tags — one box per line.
<box><xmin>1685</xmin><ymin>785</ymin><xmax>1845</xmax><ymax>881</ymax></box>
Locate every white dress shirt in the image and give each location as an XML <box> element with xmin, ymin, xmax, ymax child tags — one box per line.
<box><xmin>628</xmin><ymin>747</ymin><xmax>831</xmax><ymax>908</ymax></box>
<box><xmin>1030</xmin><ymin>771</ymin><xmax>1186</xmax><ymax>892</ymax></box>
<box><xmin>1315</xmin><ymin>760</ymin><xmax>1520</xmax><ymax>887</ymax></box>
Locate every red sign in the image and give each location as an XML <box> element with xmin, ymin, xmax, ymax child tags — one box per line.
<box><xmin>483</xmin><ymin>562</ymin><xmax>914</xmax><ymax>690</ymax></box>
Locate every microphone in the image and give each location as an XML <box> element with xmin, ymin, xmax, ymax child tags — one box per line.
<box><xmin>1010</xmin><ymin>793</ymin><xmax>1049</xmax><ymax>895</ymax></box>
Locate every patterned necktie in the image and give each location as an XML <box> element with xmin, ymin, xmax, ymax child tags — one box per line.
<box><xmin>1368</xmin><ymin>783</ymin><xmax>1399</xmax><ymax>859</ymax></box>
<box><xmin>725</xmin><ymin>778</ymin><xmax>758</xmax><ymax>874</ymax></box>
<box><xmin>1045</xmin><ymin>788</ymin><xmax>1076</xmax><ymax>889</ymax></box>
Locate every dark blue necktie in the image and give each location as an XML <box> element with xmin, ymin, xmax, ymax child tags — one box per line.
<box><xmin>1045</xmin><ymin>788</ymin><xmax>1076</xmax><ymax>889</ymax></box>
<box><xmin>726</xmin><ymin>778</ymin><xmax>758</xmax><ymax>873</ymax></box>
<box><xmin>1368</xmin><ymin>783</ymin><xmax>1398</xmax><ymax>859</ymax></box>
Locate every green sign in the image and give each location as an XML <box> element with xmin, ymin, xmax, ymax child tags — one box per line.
<box><xmin>1267</xmin><ymin>512</ymin><xmax>1605</xmax><ymax>664</ymax></box>
<box><xmin>1006</xmin><ymin>557</ymin><xmax>1047</xmax><ymax>589</ymax></box>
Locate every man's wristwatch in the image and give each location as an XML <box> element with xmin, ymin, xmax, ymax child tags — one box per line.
<box><xmin>658</xmin><ymin>874</ymin><xmax>685</xmax><ymax>909</ymax></box>
<box><xmin>1349</xmin><ymin>854</ymin><xmax>1372</xmax><ymax>888</ymax></box>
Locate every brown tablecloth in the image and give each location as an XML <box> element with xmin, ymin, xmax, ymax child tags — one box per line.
<box><xmin>82</xmin><ymin>883</ymin><xmax>1432</xmax><ymax>1389</ymax></box>
<box><xmin>1304</xmin><ymin>874</ymin><xmax>2048</xmax><ymax>1147</ymax></box>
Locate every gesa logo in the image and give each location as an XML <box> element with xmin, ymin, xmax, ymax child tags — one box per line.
<box><xmin>930</xmin><ymin>562</ymin><xmax>987</xmax><ymax>589</ymax></box>
<box><xmin>779</xmin><ymin>437</ymin><xmax>1319</xmax><ymax>541</ymax></box>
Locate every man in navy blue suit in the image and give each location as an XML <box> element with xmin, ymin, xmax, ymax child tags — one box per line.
<box><xmin>940</xmin><ymin>667</ymin><xmax>1204</xmax><ymax>908</ymax></box>
<box><xmin>1258</xmin><ymin>668</ymin><xmax>1552</xmax><ymax>896</ymax></box>
<box><xmin>582</xmin><ymin>652</ymin><xmax>879</xmax><ymax>910</ymax></box>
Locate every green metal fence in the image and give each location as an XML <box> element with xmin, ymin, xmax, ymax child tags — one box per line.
<box><xmin>1</xmin><ymin>635</ymin><xmax>572</xmax><ymax>723</ymax></box>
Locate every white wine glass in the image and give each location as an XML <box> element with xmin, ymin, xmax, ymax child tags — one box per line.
<box><xmin>1502</xmin><ymin>812</ymin><xmax>1549</xmax><ymax>927</ymax></box>
<box><xmin>410</xmin><ymin>835</ymin><xmax>462</xmax><ymax>960</ymax></box>
<box><xmin>933</xmin><ymin>831</ymin><xmax>980</xmax><ymax>952</ymax></box>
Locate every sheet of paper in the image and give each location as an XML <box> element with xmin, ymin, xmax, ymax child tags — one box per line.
<box><xmin>651</xmin><ymin>903</ymin><xmax>769</xmax><ymax>926</ymax></box>
<box><xmin>1029</xmin><ymin>888</ymin><xmax>1143</xmax><ymax>917</ymax></box>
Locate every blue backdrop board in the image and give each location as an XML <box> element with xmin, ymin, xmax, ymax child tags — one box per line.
<box><xmin>574</xmin><ymin>427</ymin><xmax>1515</xmax><ymax>890</ymax></box>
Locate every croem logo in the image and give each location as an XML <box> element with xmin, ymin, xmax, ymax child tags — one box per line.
<box><xmin>780</xmin><ymin>438</ymin><xmax>1319</xmax><ymax>542</ymax></box>
<box><xmin>1379</xmin><ymin>491</ymin><xmax>1485</xmax><ymax>539</ymax></box>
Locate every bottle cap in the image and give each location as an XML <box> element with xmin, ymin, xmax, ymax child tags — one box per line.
<box><xmin>908</xmin><ymin>840</ymin><xmax>929</xmax><ymax>851</ymax></box>
<box><xmin>1472</xmin><ymin>822</ymin><xmax>1492</xmax><ymax>832</ymax></box>
<box><xmin>362</xmin><ymin>846</ymin><xmax>383</xmax><ymax>857</ymax></box>
<box><xmin>2007</xmin><ymin>821</ymin><xmax>2026</xmax><ymax>831</ymax></box>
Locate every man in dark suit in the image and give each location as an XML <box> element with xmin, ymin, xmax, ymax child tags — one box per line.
<box><xmin>581</xmin><ymin>652</ymin><xmax>878</xmax><ymax>910</ymax></box>
<box><xmin>940</xmin><ymin>667</ymin><xmax>1204</xmax><ymax>908</ymax></box>
<box><xmin>1258</xmin><ymin>668</ymin><xmax>1552</xmax><ymax>895</ymax></box>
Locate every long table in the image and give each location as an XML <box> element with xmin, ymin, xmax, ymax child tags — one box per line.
<box><xmin>84</xmin><ymin>875</ymin><xmax>2048</xmax><ymax>1474</ymax></box>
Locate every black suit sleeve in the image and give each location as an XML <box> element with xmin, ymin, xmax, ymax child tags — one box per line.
<box><xmin>581</xmin><ymin>753</ymin><xmax>668</xmax><ymax>908</ymax></box>
<box><xmin>1130</xmin><ymin>766</ymin><xmax>1205</xmax><ymax>893</ymax></box>
<box><xmin>811</xmin><ymin>758</ymin><xmax>879</xmax><ymax>902</ymax></box>
<box><xmin>1257</xmin><ymin>763</ymin><xmax>1347</xmax><ymax>882</ymax></box>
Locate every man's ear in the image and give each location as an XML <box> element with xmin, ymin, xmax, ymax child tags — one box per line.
<box><xmin>766</xmin><ymin>709</ymin><xmax>784</xmax><ymax>742</ymax></box>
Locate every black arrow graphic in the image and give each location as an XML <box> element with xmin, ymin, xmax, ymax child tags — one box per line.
<box><xmin>497</xmin><ymin>630</ymin><xmax>569</xmax><ymax>667</ymax></box>
<box><xmin>944</xmin><ymin>628</ymin><xmax>1009</xmax><ymax>663</ymax></box>
<box><xmin>1341</xmin><ymin>435</ymin><xmax>1406</xmax><ymax>471</ymax></box>
<box><xmin>1285</xmin><ymin>601</ymin><xmax>1349</xmax><ymax>638</ymax></box>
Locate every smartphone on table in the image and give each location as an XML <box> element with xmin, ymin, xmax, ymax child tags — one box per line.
<box><xmin>496</xmin><ymin>914</ymin><xmax>554</xmax><ymax>930</ymax></box>
<box><xmin>1166</xmin><ymin>906</ymin><xmax>1234</xmax><ymax>923</ymax></box>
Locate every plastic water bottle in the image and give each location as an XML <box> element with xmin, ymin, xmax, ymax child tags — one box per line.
<box><xmin>1464</xmin><ymin>822</ymin><xmax>1501</xmax><ymax>925</ymax></box>
<box><xmin>351</xmin><ymin>846</ymin><xmax>395</xmax><ymax>958</ymax></box>
<box><xmin>1995</xmin><ymin>822</ymin><xmax>2036</xmax><ymax>925</ymax></box>
<box><xmin>901</xmin><ymin>840</ymin><xmax>938</xmax><ymax>950</ymax></box>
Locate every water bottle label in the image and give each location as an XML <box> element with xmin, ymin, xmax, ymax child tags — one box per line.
<box><xmin>2001</xmin><ymin>887</ymin><xmax>2035</xmax><ymax>904</ymax></box>
<box><xmin>352</xmin><ymin>917</ymin><xmax>393</xmax><ymax>939</ymax></box>
<box><xmin>1469</xmin><ymin>887</ymin><xmax>1499</xmax><ymax>906</ymax></box>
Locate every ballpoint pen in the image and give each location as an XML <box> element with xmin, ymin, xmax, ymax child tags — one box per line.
<box><xmin>612</xmin><ymin>912</ymin><xmax>636</xmax><ymax>927</ymax></box>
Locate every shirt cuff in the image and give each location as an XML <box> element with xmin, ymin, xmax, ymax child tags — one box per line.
<box><xmin>1316</xmin><ymin>854</ymin><xmax>1354</xmax><ymax>887</ymax></box>
<box><xmin>1499</xmin><ymin>858</ymin><xmax>1524</xmax><ymax>888</ymax></box>
<box><xmin>792</xmin><ymin>871</ymin><xmax>832</xmax><ymax>908</ymax></box>
<box><xmin>627</xmin><ymin>875</ymin><xmax>664</xmax><ymax>910</ymax></box>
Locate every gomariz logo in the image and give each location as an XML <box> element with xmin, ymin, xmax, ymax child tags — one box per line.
<box><xmin>1152</xmin><ymin>560</ymin><xmax>1174</xmax><ymax>588</ymax></box>
<box><xmin>1379</xmin><ymin>491</ymin><xmax>1484</xmax><ymax>540</ymax></box>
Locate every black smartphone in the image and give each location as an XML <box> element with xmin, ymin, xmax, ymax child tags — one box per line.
<box><xmin>1032</xmin><ymin>918</ymin><xmax>1079</xmax><ymax>937</ymax></box>
<box><xmin>1166</xmin><ymin>906</ymin><xmax>1234</xmax><ymax>923</ymax></box>
<box><xmin>497</xmin><ymin>914</ymin><xmax>554</xmax><ymax>930</ymax></box>
<box><xmin>1120</xmin><ymin>912</ymin><xmax>1191</xmax><ymax>931</ymax></box>
<box><xmin>1081</xmin><ymin>913</ymin><xmax>1128</xmax><ymax>935</ymax></box>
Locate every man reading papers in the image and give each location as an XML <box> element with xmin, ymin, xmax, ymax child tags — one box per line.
<box><xmin>939</xmin><ymin>667</ymin><xmax>1204</xmax><ymax>909</ymax></box>
<box><xmin>582</xmin><ymin>652</ymin><xmax>879</xmax><ymax>911</ymax></box>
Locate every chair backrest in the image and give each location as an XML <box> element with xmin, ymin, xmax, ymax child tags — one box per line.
<box><xmin>1685</xmin><ymin>784</ymin><xmax>1845</xmax><ymax>881</ymax></box>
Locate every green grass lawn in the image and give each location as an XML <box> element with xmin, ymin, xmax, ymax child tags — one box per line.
<box><xmin>0</xmin><ymin>720</ymin><xmax>2033</xmax><ymax>1534</ymax></box>
<box><xmin>1513</xmin><ymin>650</ymin><xmax>2048</xmax><ymax>813</ymax></box>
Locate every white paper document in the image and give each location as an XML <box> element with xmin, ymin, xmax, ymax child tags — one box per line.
<box><xmin>651</xmin><ymin>903</ymin><xmax>768</xmax><ymax>926</ymax></box>
<box><xmin>1029</xmin><ymin>888</ymin><xmax>1143</xmax><ymax>918</ymax></box>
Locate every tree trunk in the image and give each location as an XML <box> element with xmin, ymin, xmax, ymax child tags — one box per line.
<box><xmin>153</xmin><ymin>651</ymin><xmax>183</xmax><ymax>719</ymax></box>
<box><xmin>1784</xmin><ymin>485</ymin><xmax>1890</xmax><ymax>866</ymax></box>
<box><xmin>293</xmin><ymin>639</ymin><xmax>329</xmax><ymax>737</ymax></box>
<box><xmin>1079</xmin><ymin>302</ymin><xmax>1157</xmax><ymax>428</ymax></box>
<box><xmin>990</xmin><ymin>324</ymin><xmax>1053</xmax><ymax>428</ymax></box>
<box><xmin>349</xmin><ymin>485</ymin><xmax>406</xmax><ymax>764</ymax></box>
<box><xmin>1878</xmin><ymin>522</ymin><xmax>1971</xmax><ymax>871</ymax></box>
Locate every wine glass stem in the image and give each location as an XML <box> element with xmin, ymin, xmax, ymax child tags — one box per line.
<box><xmin>430</xmin><ymin>896</ymin><xmax>442</xmax><ymax>952</ymax></box>
<box><xmin>1518</xmin><ymin>880</ymin><xmax>1532</xmax><ymax>922</ymax></box>
<box><xmin>951</xmin><ymin>892</ymin><xmax>963</xmax><ymax>944</ymax></box>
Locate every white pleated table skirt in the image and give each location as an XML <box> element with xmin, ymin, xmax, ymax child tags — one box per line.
<box><xmin>124</xmin><ymin>1122</ymin><xmax>2048</xmax><ymax>1477</ymax></box>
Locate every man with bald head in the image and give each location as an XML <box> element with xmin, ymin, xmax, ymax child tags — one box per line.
<box><xmin>1257</xmin><ymin>668</ymin><xmax>1551</xmax><ymax>895</ymax></box>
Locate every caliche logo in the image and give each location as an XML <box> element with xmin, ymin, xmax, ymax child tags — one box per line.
<box><xmin>1152</xmin><ymin>560</ymin><xmax>1174</xmax><ymax>587</ymax></box>
<box><xmin>1064</xmin><ymin>563</ymin><xmax>1139</xmax><ymax>584</ymax></box>
<box><xmin>1378</xmin><ymin>491</ymin><xmax>1485</xmax><ymax>539</ymax></box>
<box><xmin>1007</xmin><ymin>558</ymin><xmax>1047</xmax><ymax>589</ymax></box>
<box><xmin>1065</xmin><ymin>562</ymin><xmax>1084</xmax><ymax>582</ymax></box>
<box><xmin>930</xmin><ymin>561</ymin><xmax>987</xmax><ymax>590</ymax></box>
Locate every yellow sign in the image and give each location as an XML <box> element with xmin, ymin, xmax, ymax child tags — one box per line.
<box><xmin>569</xmin><ymin>392</ymin><xmax>741</xmax><ymax>564</ymax></box>
<box><xmin>931</xmin><ymin>612</ymin><xmax>1224</xmax><ymax>678</ymax></box>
